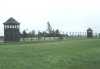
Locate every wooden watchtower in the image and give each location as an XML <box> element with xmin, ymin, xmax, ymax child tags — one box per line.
<box><xmin>87</xmin><ymin>28</ymin><xmax>93</xmax><ymax>38</ymax></box>
<box><xmin>3</xmin><ymin>17</ymin><xmax>20</xmax><ymax>43</ymax></box>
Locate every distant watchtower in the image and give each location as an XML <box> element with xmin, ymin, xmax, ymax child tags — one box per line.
<box><xmin>3</xmin><ymin>17</ymin><xmax>20</xmax><ymax>43</ymax></box>
<box><xmin>87</xmin><ymin>28</ymin><xmax>93</xmax><ymax>38</ymax></box>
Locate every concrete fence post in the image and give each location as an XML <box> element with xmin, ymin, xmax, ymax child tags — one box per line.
<box><xmin>31</xmin><ymin>34</ymin><xmax>33</xmax><ymax>41</ymax></box>
<box><xmin>83</xmin><ymin>32</ymin><xmax>84</xmax><ymax>39</ymax></box>
<box><xmin>23</xmin><ymin>34</ymin><xmax>24</xmax><ymax>41</ymax></box>
<box><xmin>54</xmin><ymin>34</ymin><xmax>55</xmax><ymax>40</ymax></box>
<box><xmin>70</xmin><ymin>32</ymin><xmax>71</xmax><ymax>39</ymax></box>
<box><xmin>85</xmin><ymin>32</ymin><xmax>87</xmax><ymax>38</ymax></box>
<box><xmin>80</xmin><ymin>32</ymin><xmax>81</xmax><ymax>39</ymax></box>
<box><xmin>66</xmin><ymin>32</ymin><xmax>68</xmax><ymax>39</ymax></box>
<box><xmin>38</xmin><ymin>31</ymin><xmax>39</xmax><ymax>41</ymax></box>
<box><xmin>44</xmin><ymin>34</ymin><xmax>45</xmax><ymax>40</ymax></box>
<box><xmin>78</xmin><ymin>32</ymin><xmax>79</xmax><ymax>39</ymax></box>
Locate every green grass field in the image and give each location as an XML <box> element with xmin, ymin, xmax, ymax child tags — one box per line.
<box><xmin>0</xmin><ymin>38</ymin><xmax>100</xmax><ymax>69</ymax></box>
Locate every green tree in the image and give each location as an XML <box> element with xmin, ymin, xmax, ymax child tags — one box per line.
<box><xmin>23</xmin><ymin>30</ymin><xmax>27</xmax><ymax>38</ymax></box>
<box><xmin>30</xmin><ymin>30</ymin><xmax>35</xmax><ymax>41</ymax></box>
<box><xmin>23</xmin><ymin>30</ymin><xmax>26</xmax><ymax>34</ymax></box>
<box><xmin>52</xmin><ymin>29</ymin><xmax>55</xmax><ymax>34</ymax></box>
<box><xmin>38</xmin><ymin>30</ymin><xmax>42</xmax><ymax>40</ymax></box>
<box><xmin>32</xmin><ymin>30</ymin><xmax>35</xmax><ymax>37</ymax></box>
<box><xmin>55</xmin><ymin>29</ymin><xmax>60</xmax><ymax>37</ymax></box>
<box><xmin>43</xmin><ymin>31</ymin><xmax>46</xmax><ymax>35</ymax></box>
<box><xmin>28</xmin><ymin>31</ymin><xmax>32</xmax><ymax>37</ymax></box>
<box><xmin>43</xmin><ymin>31</ymin><xmax>46</xmax><ymax>40</ymax></box>
<box><xmin>55</xmin><ymin>29</ymin><xmax>60</xmax><ymax>34</ymax></box>
<box><xmin>38</xmin><ymin>30</ymin><xmax>40</xmax><ymax>41</ymax></box>
<box><xmin>46</xmin><ymin>21</ymin><xmax>53</xmax><ymax>40</ymax></box>
<box><xmin>52</xmin><ymin>29</ymin><xmax>55</xmax><ymax>40</ymax></box>
<box><xmin>46</xmin><ymin>21</ymin><xmax>52</xmax><ymax>34</ymax></box>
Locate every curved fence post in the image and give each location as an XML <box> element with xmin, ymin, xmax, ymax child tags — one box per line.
<box><xmin>38</xmin><ymin>31</ymin><xmax>39</xmax><ymax>41</ymax></box>
<box><xmin>70</xmin><ymin>32</ymin><xmax>71</xmax><ymax>39</ymax></box>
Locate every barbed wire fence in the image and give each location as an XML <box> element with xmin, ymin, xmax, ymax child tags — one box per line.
<box><xmin>20</xmin><ymin>32</ymin><xmax>100</xmax><ymax>42</ymax></box>
<box><xmin>0</xmin><ymin>32</ymin><xmax>100</xmax><ymax>43</ymax></box>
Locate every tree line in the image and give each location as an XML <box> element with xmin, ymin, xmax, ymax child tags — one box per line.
<box><xmin>20</xmin><ymin>29</ymin><xmax>64</xmax><ymax>38</ymax></box>
<box><xmin>20</xmin><ymin>21</ymin><xmax>66</xmax><ymax>38</ymax></box>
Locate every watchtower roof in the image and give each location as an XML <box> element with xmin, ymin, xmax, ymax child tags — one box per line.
<box><xmin>3</xmin><ymin>17</ymin><xmax>20</xmax><ymax>25</ymax></box>
<box><xmin>87</xmin><ymin>28</ymin><xmax>92</xmax><ymax>31</ymax></box>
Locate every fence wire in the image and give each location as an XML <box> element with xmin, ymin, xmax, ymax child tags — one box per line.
<box><xmin>0</xmin><ymin>32</ymin><xmax>100</xmax><ymax>43</ymax></box>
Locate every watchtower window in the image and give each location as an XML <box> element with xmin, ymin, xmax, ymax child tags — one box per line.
<box><xmin>88</xmin><ymin>31</ymin><xmax>91</xmax><ymax>32</ymax></box>
<box><xmin>5</xmin><ymin>25</ymin><xmax>9</xmax><ymax>28</ymax></box>
<box><xmin>17</xmin><ymin>25</ymin><xmax>19</xmax><ymax>29</ymax></box>
<box><xmin>7</xmin><ymin>25</ymin><xmax>9</xmax><ymax>28</ymax></box>
<box><xmin>12</xmin><ymin>25</ymin><xmax>14</xmax><ymax>28</ymax></box>
<box><xmin>10</xmin><ymin>25</ymin><xmax>12</xmax><ymax>28</ymax></box>
<box><xmin>15</xmin><ymin>25</ymin><xmax>16</xmax><ymax>28</ymax></box>
<box><xmin>5</xmin><ymin>25</ymin><xmax>6</xmax><ymax>29</ymax></box>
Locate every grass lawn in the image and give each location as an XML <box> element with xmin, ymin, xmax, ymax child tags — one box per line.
<box><xmin>0</xmin><ymin>38</ymin><xmax>100</xmax><ymax>69</ymax></box>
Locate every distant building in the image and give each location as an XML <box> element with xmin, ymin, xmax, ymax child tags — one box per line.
<box><xmin>3</xmin><ymin>17</ymin><xmax>20</xmax><ymax>43</ymax></box>
<box><xmin>87</xmin><ymin>28</ymin><xmax>93</xmax><ymax>38</ymax></box>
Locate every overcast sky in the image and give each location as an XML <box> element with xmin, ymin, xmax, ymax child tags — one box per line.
<box><xmin>0</xmin><ymin>0</ymin><xmax>100</xmax><ymax>36</ymax></box>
